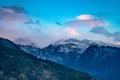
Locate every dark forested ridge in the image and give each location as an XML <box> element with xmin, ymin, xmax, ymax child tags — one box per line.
<box><xmin>0</xmin><ymin>38</ymin><xmax>95</xmax><ymax>80</ymax></box>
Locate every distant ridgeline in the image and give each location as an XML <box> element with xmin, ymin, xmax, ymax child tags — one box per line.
<box><xmin>19</xmin><ymin>39</ymin><xmax>120</xmax><ymax>80</ymax></box>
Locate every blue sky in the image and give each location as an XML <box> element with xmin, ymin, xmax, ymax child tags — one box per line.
<box><xmin>0</xmin><ymin>0</ymin><xmax>120</xmax><ymax>47</ymax></box>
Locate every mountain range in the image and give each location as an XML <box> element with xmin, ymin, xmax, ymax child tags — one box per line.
<box><xmin>0</xmin><ymin>38</ymin><xmax>95</xmax><ymax>80</ymax></box>
<box><xmin>19</xmin><ymin>38</ymin><xmax>120</xmax><ymax>80</ymax></box>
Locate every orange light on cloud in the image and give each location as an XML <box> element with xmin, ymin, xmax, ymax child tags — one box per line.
<box><xmin>77</xmin><ymin>14</ymin><xmax>95</xmax><ymax>20</ymax></box>
<box><xmin>109</xmin><ymin>41</ymin><xmax>120</xmax><ymax>45</ymax></box>
<box><xmin>66</xmin><ymin>27</ymin><xmax>78</xmax><ymax>36</ymax></box>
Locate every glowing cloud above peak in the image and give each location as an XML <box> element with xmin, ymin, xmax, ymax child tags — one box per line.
<box><xmin>66</xmin><ymin>27</ymin><xmax>78</xmax><ymax>36</ymax></box>
<box><xmin>65</xmin><ymin>14</ymin><xmax>108</xmax><ymax>27</ymax></box>
<box><xmin>77</xmin><ymin>14</ymin><xmax>96</xmax><ymax>20</ymax></box>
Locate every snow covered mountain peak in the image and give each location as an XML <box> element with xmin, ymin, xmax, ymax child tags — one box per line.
<box><xmin>53</xmin><ymin>38</ymin><xmax>120</xmax><ymax>51</ymax></box>
<box><xmin>54</xmin><ymin>38</ymin><xmax>80</xmax><ymax>46</ymax></box>
<box><xmin>54</xmin><ymin>38</ymin><xmax>103</xmax><ymax>46</ymax></box>
<box><xmin>67</xmin><ymin>38</ymin><xmax>80</xmax><ymax>42</ymax></box>
<box><xmin>19</xmin><ymin>38</ymin><xmax>120</xmax><ymax>56</ymax></box>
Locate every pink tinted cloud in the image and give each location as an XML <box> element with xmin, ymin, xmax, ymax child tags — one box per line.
<box><xmin>77</xmin><ymin>14</ymin><xmax>96</xmax><ymax>20</ymax></box>
<box><xmin>0</xmin><ymin>7</ymin><xmax>28</xmax><ymax>22</ymax></box>
<box><xmin>109</xmin><ymin>41</ymin><xmax>120</xmax><ymax>45</ymax></box>
<box><xmin>0</xmin><ymin>6</ymin><xmax>43</xmax><ymax>47</ymax></box>
<box><xmin>65</xmin><ymin>14</ymin><xmax>108</xmax><ymax>27</ymax></box>
<box><xmin>66</xmin><ymin>27</ymin><xmax>78</xmax><ymax>36</ymax></box>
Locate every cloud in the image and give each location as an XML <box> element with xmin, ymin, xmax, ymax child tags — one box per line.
<box><xmin>90</xmin><ymin>27</ymin><xmax>111</xmax><ymax>37</ymax></box>
<box><xmin>65</xmin><ymin>14</ymin><xmax>108</xmax><ymax>27</ymax></box>
<box><xmin>66</xmin><ymin>27</ymin><xmax>78</xmax><ymax>36</ymax></box>
<box><xmin>25</xmin><ymin>20</ymin><xmax>41</xmax><ymax>26</ymax></box>
<box><xmin>90</xmin><ymin>27</ymin><xmax>120</xmax><ymax>42</ymax></box>
<box><xmin>0</xmin><ymin>6</ymin><xmax>71</xmax><ymax>48</ymax></box>
<box><xmin>110</xmin><ymin>41</ymin><xmax>120</xmax><ymax>45</ymax></box>
<box><xmin>0</xmin><ymin>6</ymin><xmax>28</xmax><ymax>22</ymax></box>
<box><xmin>0</xmin><ymin>6</ymin><xmax>43</xmax><ymax>47</ymax></box>
<box><xmin>77</xmin><ymin>14</ymin><xmax>96</xmax><ymax>20</ymax></box>
<box><xmin>54</xmin><ymin>21</ymin><xmax>62</xmax><ymax>26</ymax></box>
<box><xmin>0</xmin><ymin>6</ymin><xmax>79</xmax><ymax>48</ymax></box>
<box><xmin>112</xmin><ymin>32</ymin><xmax>120</xmax><ymax>41</ymax></box>
<box><xmin>15</xmin><ymin>38</ymin><xmax>36</xmax><ymax>46</ymax></box>
<box><xmin>2</xmin><ymin>6</ymin><xmax>26</xmax><ymax>14</ymax></box>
